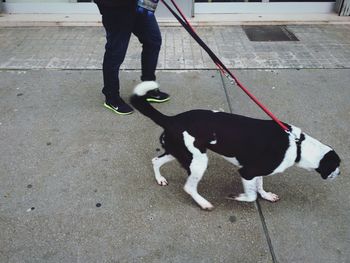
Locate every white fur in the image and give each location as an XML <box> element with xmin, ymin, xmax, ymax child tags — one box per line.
<box><xmin>151</xmin><ymin>124</ymin><xmax>337</xmax><ymax>208</ymax></box>
<box><xmin>233</xmin><ymin>125</ymin><xmax>333</xmax><ymax>203</ymax></box>
<box><xmin>256</xmin><ymin>176</ymin><xmax>279</xmax><ymax>202</ymax></box>
<box><xmin>152</xmin><ymin>154</ymin><xmax>175</xmax><ymax>186</ymax></box>
<box><xmin>270</xmin><ymin>125</ymin><xmax>332</xmax><ymax>175</ymax></box>
<box><xmin>210</xmin><ymin>139</ymin><xmax>217</xmax><ymax>145</ymax></box>
<box><xmin>134</xmin><ymin>81</ymin><xmax>159</xmax><ymax>96</ymax></box>
<box><xmin>235</xmin><ymin>178</ymin><xmax>258</xmax><ymax>202</ymax></box>
<box><xmin>210</xmin><ymin>132</ymin><xmax>217</xmax><ymax>144</ymax></box>
<box><xmin>235</xmin><ymin>177</ymin><xmax>279</xmax><ymax>202</ymax></box>
<box><xmin>297</xmin><ymin>133</ymin><xmax>332</xmax><ymax>171</ymax></box>
<box><xmin>328</xmin><ymin>167</ymin><xmax>340</xmax><ymax>180</ymax></box>
<box><xmin>183</xmin><ymin>131</ymin><xmax>213</xmax><ymax>210</ymax></box>
<box><xmin>271</xmin><ymin>125</ymin><xmax>301</xmax><ymax>175</ymax></box>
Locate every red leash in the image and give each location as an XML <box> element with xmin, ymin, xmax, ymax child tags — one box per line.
<box><xmin>160</xmin><ymin>0</ymin><xmax>290</xmax><ymax>133</ymax></box>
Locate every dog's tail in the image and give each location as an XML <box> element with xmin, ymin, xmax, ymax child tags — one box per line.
<box><xmin>130</xmin><ymin>81</ymin><xmax>170</xmax><ymax>128</ymax></box>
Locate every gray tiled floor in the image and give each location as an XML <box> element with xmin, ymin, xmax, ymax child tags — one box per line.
<box><xmin>0</xmin><ymin>25</ymin><xmax>350</xmax><ymax>70</ymax></box>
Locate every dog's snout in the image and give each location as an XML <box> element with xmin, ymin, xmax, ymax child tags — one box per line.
<box><xmin>327</xmin><ymin>168</ymin><xmax>340</xmax><ymax>180</ymax></box>
<box><xmin>335</xmin><ymin>167</ymin><xmax>340</xmax><ymax>176</ymax></box>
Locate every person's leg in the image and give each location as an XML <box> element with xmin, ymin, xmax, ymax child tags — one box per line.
<box><xmin>133</xmin><ymin>13</ymin><xmax>170</xmax><ymax>103</ymax></box>
<box><xmin>133</xmin><ymin>13</ymin><xmax>161</xmax><ymax>81</ymax></box>
<box><xmin>98</xmin><ymin>5</ymin><xmax>135</xmax><ymax>114</ymax></box>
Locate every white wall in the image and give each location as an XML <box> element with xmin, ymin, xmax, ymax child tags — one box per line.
<box><xmin>6</xmin><ymin>0</ymin><xmax>72</xmax><ymax>2</ymax></box>
<box><xmin>2</xmin><ymin>0</ymin><xmax>194</xmax><ymax>17</ymax></box>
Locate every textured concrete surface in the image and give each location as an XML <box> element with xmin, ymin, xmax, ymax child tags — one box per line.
<box><xmin>0</xmin><ymin>70</ymin><xmax>272</xmax><ymax>263</ymax></box>
<box><xmin>223</xmin><ymin>69</ymin><xmax>350</xmax><ymax>263</ymax></box>
<box><xmin>0</xmin><ymin>25</ymin><xmax>350</xmax><ymax>70</ymax></box>
<box><xmin>0</xmin><ymin>24</ymin><xmax>350</xmax><ymax>262</ymax></box>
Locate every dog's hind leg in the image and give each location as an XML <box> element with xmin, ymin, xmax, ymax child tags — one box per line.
<box><xmin>256</xmin><ymin>176</ymin><xmax>279</xmax><ymax>202</ymax></box>
<box><xmin>152</xmin><ymin>154</ymin><xmax>175</xmax><ymax>186</ymax></box>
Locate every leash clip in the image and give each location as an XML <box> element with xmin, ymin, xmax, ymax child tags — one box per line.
<box><xmin>285</xmin><ymin>129</ymin><xmax>301</xmax><ymax>142</ymax></box>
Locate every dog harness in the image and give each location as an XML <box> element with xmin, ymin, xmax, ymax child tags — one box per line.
<box><xmin>295</xmin><ymin>133</ymin><xmax>305</xmax><ymax>163</ymax></box>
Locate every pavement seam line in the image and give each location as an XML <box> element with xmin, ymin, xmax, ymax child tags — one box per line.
<box><xmin>219</xmin><ymin>70</ymin><xmax>278</xmax><ymax>263</ymax></box>
<box><xmin>1</xmin><ymin>67</ymin><xmax>350</xmax><ymax>71</ymax></box>
<box><xmin>219</xmin><ymin>71</ymin><xmax>234</xmax><ymax>113</ymax></box>
<box><xmin>256</xmin><ymin>200</ymin><xmax>278</xmax><ymax>263</ymax></box>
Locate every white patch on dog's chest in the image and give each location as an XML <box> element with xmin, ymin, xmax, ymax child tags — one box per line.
<box><xmin>271</xmin><ymin>126</ymin><xmax>300</xmax><ymax>175</ymax></box>
<box><xmin>271</xmin><ymin>142</ymin><xmax>296</xmax><ymax>175</ymax></box>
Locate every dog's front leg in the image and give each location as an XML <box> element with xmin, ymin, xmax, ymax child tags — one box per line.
<box><xmin>256</xmin><ymin>176</ymin><xmax>279</xmax><ymax>202</ymax></box>
<box><xmin>152</xmin><ymin>154</ymin><xmax>175</xmax><ymax>186</ymax></box>
<box><xmin>235</xmin><ymin>178</ymin><xmax>258</xmax><ymax>202</ymax></box>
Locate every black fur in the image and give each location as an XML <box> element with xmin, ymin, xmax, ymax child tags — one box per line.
<box><xmin>131</xmin><ymin>94</ymin><xmax>291</xmax><ymax>180</ymax></box>
<box><xmin>316</xmin><ymin>150</ymin><xmax>341</xmax><ymax>179</ymax></box>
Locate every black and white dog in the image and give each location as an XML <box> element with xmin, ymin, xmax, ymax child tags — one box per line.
<box><xmin>131</xmin><ymin>81</ymin><xmax>341</xmax><ymax>210</ymax></box>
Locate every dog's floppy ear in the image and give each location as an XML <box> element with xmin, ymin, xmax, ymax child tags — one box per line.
<box><xmin>315</xmin><ymin>150</ymin><xmax>341</xmax><ymax>179</ymax></box>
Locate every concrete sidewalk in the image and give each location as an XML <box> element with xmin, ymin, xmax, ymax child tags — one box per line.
<box><xmin>0</xmin><ymin>25</ymin><xmax>350</xmax><ymax>263</ymax></box>
<box><xmin>0</xmin><ymin>25</ymin><xmax>350</xmax><ymax>70</ymax></box>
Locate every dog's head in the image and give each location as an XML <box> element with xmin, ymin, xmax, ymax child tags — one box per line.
<box><xmin>315</xmin><ymin>150</ymin><xmax>341</xmax><ymax>180</ymax></box>
<box><xmin>295</xmin><ymin>130</ymin><xmax>341</xmax><ymax>180</ymax></box>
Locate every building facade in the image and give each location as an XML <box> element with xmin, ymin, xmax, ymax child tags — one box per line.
<box><xmin>1</xmin><ymin>0</ymin><xmax>349</xmax><ymax>16</ymax></box>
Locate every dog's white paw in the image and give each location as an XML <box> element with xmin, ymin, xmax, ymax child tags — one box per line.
<box><xmin>234</xmin><ymin>193</ymin><xmax>257</xmax><ymax>202</ymax></box>
<box><xmin>156</xmin><ymin>176</ymin><xmax>168</xmax><ymax>186</ymax></box>
<box><xmin>200</xmin><ymin>201</ymin><xmax>214</xmax><ymax>211</ymax></box>
<box><xmin>260</xmin><ymin>192</ymin><xmax>279</xmax><ymax>202</ymax></box>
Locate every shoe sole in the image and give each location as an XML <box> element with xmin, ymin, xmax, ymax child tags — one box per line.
<box><xmin>146</xmin><ymin>97</ymin><xmax>170</xmax><ymax>103</ymax></box>
<box><xmin>104</xmin><ymin>103</ymin><xmax>134</xmax><ymax>115</ymax></box>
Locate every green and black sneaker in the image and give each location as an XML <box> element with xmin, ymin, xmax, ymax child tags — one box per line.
<box><xmin>146</xmin><ymin>88</ymin><xmax>170</xmax><ymax>103</ymax></box>
<box><xmin>104</xmin><ymin>98</ymin><xmax>134</xmax><ymax>115</ymax></box>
